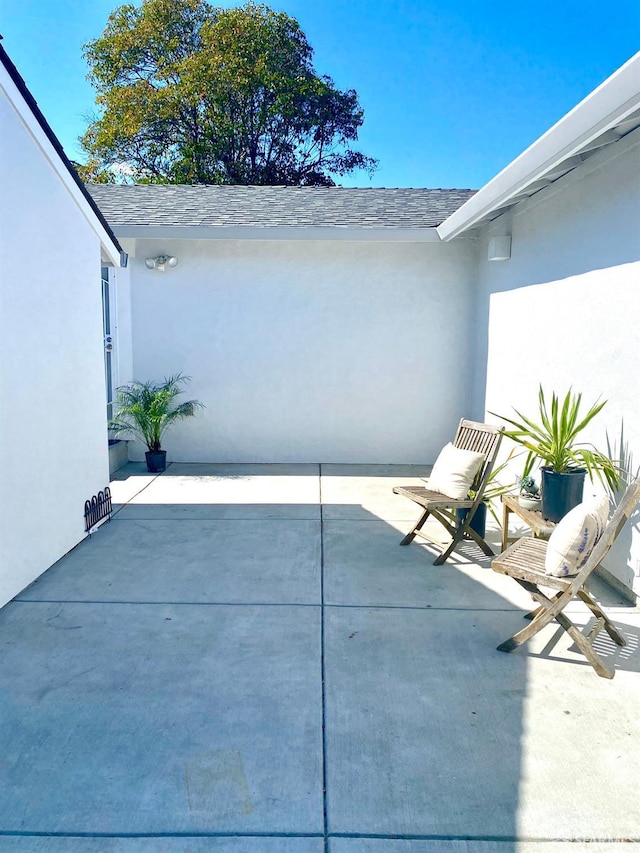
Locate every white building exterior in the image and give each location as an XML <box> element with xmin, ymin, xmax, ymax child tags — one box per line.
<box><xmin>438</xmin><ymin>53</ymin><xmax>640</xmax><ymax>595</ymax></box>
<box><xmin>114</xmin><ymin>232</ymin><xmax>477</xmax><ymax>464</ymax></box>
<box><xmin>1</xmin><ymin>42</ymin><xmax>639</xmax><ymax>602</ymax></box>
<box><xmin>0</xmin><ymin>46</ymin><xmax>126</xmax><ymax>609</ymax></box>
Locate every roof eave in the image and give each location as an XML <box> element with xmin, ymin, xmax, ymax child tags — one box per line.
<box><xmin>108</xmin><ymin>224</ymin><xmax>445</xmax><ymax>242</ymax></box>
<box><xmin>437</xmin><ymin>52</ymin><xmax>640</xmax><ymax>241</ymax></box>
<box><xmin>0</xmin><ymin>41</ymin><xmax>127</xmax><ymax>267</ymax></box>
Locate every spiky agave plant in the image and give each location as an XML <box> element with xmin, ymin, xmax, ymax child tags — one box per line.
<box><xmin>490</xmin><ymin>386</ymin><xmax>619</xmax><ymax>490</ymax></box>
<box><xmin>110</xmin><ymin>374</ymin><xmax>203</xmax><ymax>453</ymax></box>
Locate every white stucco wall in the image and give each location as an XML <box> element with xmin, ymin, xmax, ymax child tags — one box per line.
<box><xmin>0</xmin><ymin>85</ymin><xmax>110</xmax><ymax>609</ymax></box>
<box><xmin>475</xmin><ymin>128</ymin><xmax>640</xmax><ymax>593</ymax></box>
<box><xmin>123</xmin><ymin>236</ymin><xmax>478</xmax><ymax>463</ymax></box>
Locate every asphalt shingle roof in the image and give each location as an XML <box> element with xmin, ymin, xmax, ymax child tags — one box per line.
<box><xmin>87</xmin><ymin>185</ymin><xmax>476</xmax><ymax>229</ymax></box>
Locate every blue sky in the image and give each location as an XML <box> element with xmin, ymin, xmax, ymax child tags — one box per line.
<box><xmin>1</xmin><ymin>0</ymin><xmax>638</xmax><ymax>188</ymax></box>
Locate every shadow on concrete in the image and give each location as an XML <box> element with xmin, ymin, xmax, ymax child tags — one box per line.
<box><xmin>1</xmin><ymin>464</ymin><xmax>638</xmax><ymax>849</ymax></box>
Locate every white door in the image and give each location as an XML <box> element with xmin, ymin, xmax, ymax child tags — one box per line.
<box><xmin>101</xmin><ymin>266</ymin><xmax>117</xmax><ymax>421</ymax></box>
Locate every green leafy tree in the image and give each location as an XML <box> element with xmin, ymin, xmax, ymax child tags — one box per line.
<box><xmin>81</xmin><ymin>0</ymin><xmax>377</xmax><ymax>185</ymax></box>
<box><xmin>72</xmin><ymin>157</ymin><xmax>115</xmax><ymax>183</ymax></box>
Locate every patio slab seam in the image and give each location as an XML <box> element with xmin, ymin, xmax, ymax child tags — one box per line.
<box><xmin>10</xmin><ymin>600</ymin><xmax>538</xmax><ymax>612</ymax></box>
<box><xmin>319</xmin><ymin>464</ymin><xmax>329</xmax><ymax>853</ymax></box>
<box><xmin>2</xmin><ymin>830</ymin><xmax>637</xmax><ymax>843</ymax></box>
<box><xmin>110</xmin><ymin>466</ymin><xmax>166</xmax><ymax>519</ymax></box>
<box><xmin>0</xmin><ymin>831</ymin><xmax>325</xmax><ymax>839</ymax></box>
<box><xmin>11</xmin><ymin>599</ymin><xmax>324</xmax><ymax>607</ymax></box>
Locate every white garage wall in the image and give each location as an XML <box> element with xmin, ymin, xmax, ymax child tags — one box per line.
<box><xmin>125</xmin><ymin>236</ymin><xmax>478</xmax><ymax>463</ymax></box>
<box><xmin>476</xmin><ymin>128</ymin><xmax>640</xmax><ymax>593</ymax></box>
<box><xmin>0</xmin><ymin>86</ymin><xmax>110</xmax><ymax>609</ymax></box>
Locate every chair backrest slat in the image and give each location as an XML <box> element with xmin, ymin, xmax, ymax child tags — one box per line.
<box><xmin>569</xmin><ymin>478</ymin><xmax>640</xmax><ymax>592</ymax></box>
<box><xmin>453</xmin><ymin>419</ymin><xmax>503</xmax><ymax>495</ymax></box>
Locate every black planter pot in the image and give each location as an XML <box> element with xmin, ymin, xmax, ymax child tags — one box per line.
<box><xmin>456</xmin><ymin>502</ymin><xmax>487</xmax><ymax>537</ymax></box>
<box><xmin>540</xmin><ymin>467</ymin><xmax>586</xmax><ymax>522</ymax></box>
<box><xmin>145</xmin><ymin>450</ymin><xmax>167</xmax><ymax>473</ymax></box>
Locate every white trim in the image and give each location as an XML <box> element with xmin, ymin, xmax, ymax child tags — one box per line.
<box><xmin>486</xmin><ymin>122</ymin><xmax>640</xmax><ymax>230</ymax></box>
<box><xmin>437</xmin><ymin>52</ymin><xmax>640</xmax><ymax>241</ymax></box>
<box><xmin>0</xmin><ymin>63</ymin><xmax>124</xmax><ymax>267</ymax></box>
<box><xmin>109</xmin><ymin>225</ymin><xmax>448</xmax><ymax>242</ymax></box>
<box><xmin>101</xmin><ymin>265</ymin><xmax>120</xmax><ymax>400</ymax></box>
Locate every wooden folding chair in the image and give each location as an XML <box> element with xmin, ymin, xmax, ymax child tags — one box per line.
<box><xmin>393</xmin><ymin>419</ymin><xmax>503</xmax><ymax>565</ymax></box>
<box><xmin>492</xmin><ymin>479</ymin><xmax>640</xmax><ymax>679</ymax></box>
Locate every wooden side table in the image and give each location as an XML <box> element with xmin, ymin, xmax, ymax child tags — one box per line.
<box><xmin>501</xmin><ymin>494</ymin><xmax>556</xmax><ymax>552</ymax></box>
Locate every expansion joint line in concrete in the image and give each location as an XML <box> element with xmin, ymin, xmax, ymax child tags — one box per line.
<box><xmin>0</xmin><ymin>832</ymin><xmax>324</xmax><ymax>840</ymax></box>
<box><xmin>318</xmin><ymin>462</ymin><xmax>329</xmax><ymax>853</ymax></box>
<box><xmin>3</xmin><ymin>832</ymin><xmax>637</xmax><ymax>843</ymax></box>
<box><xmin>109</xmin><ymin>465</ymin><xmax>167</xmax><ymax>520</ymax></box>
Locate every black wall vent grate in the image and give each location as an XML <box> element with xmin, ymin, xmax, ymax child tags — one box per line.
<box><xmin>84</xmin><ymin>487</ymin><xmax>112</xmax><ymax>533</ymax></box>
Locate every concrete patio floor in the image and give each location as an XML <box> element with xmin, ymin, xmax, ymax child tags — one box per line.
<box><xmin>1</xmin><ymin>463</ymin><xmax>639</xmax><ymax>852</ymax></box>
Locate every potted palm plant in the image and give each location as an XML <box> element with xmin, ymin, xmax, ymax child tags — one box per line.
<box><xmin>110</xmin><ymin>374</ymin><xmax>203</xmax><ymax>472</ymax></box>
<box><xmin>491</xmin><ymin>386</ymin><xmax>619</xmax><ymax>522</ymax></box>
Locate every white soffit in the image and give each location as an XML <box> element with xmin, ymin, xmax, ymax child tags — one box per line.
<box><xmin>437</xmin><ymin>52</ymin><xmax>640</xmax><ymax>241</ymax></box>
<box><xmin>110</xmin><ymin>225</ymin><xmax>443</xmax><ymax>242</ymax></box>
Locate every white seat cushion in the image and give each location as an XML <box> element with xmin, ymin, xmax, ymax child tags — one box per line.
<box><xmin>544</xmin><ymin>496</ymin><xmax>610</xmax><ymax>577</ymax></box>
<box><xmin>427</xmin><ymin>442</ymin><xmax>486</xmax><ymax>500</ymax></box>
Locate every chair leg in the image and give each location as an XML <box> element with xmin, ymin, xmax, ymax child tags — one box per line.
<box><xmin>497</xmin><ymin>578</ymin><xmax>564</xmax><ymax>652</ymax></box>
<box><xmin>399</xmin><ymin>508</ymin><xmax>431</xmax><ymax>545</ymax></box>
<box><xmin>524</xmin><ymin>605</ymin><xmax>545</xmax><ymax>621</ymax></box>
<box><xmin>433</xmin><ymin>515</ymin><xmax>494</xmax><ymax>565</ymax></box>
<box><xmin>497</xmin><ymin>608</ymin><xmax>559</xmax><ymax>652</ymax></box>
<box><xmin>524</xmin><ymin>591</ymin><xmax>564</xmax><ymax>620</ymax></box>
<box><xmin>499</xmin><ymin>585</ymin><xmax>616</xmax><ymax>678</ymax></box>
<box><xmin>401</xmin><ymin>505</ymin><xmax>494</xmax><ymax>565</ymax></box>
<box><xmin>433</xmin><ymin>533</ymin><xmax>462</xmax><ymax>565</ymax></box>
<box><xmin>528</xmin><ymin>587</ymin><xmax>627</xmax><ymax>647</ymax></box>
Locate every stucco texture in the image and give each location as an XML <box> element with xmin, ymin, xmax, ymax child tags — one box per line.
<box><xmin>477</xmin><ymin>128</ymin><xmax>640</xmax><ymax>592</ymax></box>
<box><xmin>0</xmin><ymin>85</ymin><xmax>110</xmax><ymax>608</ymax></box>
<box><xmin>126</xmin><ymin>237</ymin><xmax>478</xmax><ymax>464</ymax></box>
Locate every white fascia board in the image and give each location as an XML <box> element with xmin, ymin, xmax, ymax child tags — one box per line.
<box><xmin>437</xmin><ymin>52</ymin><xmax>640</xmax><ymax>241</ymax></box>
<box><xmin>0</xmin><ymin>64</ymin><xmax>124</xmax><ymax>267</ymax></box>
<box><xmin>110</xmin><ymin>225</ymin><xmax>445</xmax><ymax>242</ymax></box>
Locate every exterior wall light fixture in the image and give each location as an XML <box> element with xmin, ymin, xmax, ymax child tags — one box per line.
<box><xmin>487</xmin><ymin>236</ymin><xmax>511</xmax><ymax>262</ymax></box>
<box><xmin>145</xmin><ymin>255</ymin><xmax>178</xmax><ymax>272</ymax></box>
